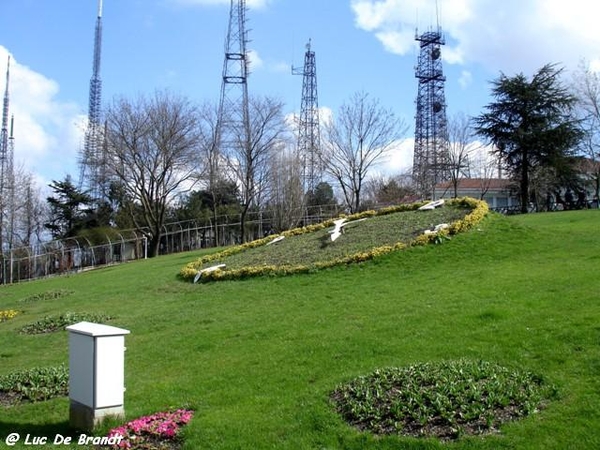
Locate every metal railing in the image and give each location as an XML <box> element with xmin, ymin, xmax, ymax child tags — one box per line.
<box><xmin>0</xmin><ymin>205</ymin><xmax>341</xmax><ymax>284</ymax></box>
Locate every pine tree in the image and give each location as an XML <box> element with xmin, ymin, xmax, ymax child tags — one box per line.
<box><xmin>474</xmin><ymin>64</ymin><xmax>583</xmax><ymax>213</ymax></box>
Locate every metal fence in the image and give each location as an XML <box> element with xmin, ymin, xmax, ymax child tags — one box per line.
<box><xmin>0</xmin><ymin>205</ymin><xmax>340</xmax><ymax>284</ymax></box>
<box><xmin>0</xmin><ymin>232</ymin><xmax>147</xmax><ymax>284</ymax></box>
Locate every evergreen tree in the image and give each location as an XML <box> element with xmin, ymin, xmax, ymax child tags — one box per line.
<box><xmin>44</xmin><ymin>176</ymin><xmax>94</xmax><ymax>239</ymax></box>
<box><xmin>473</xmin><ymin>64</ymin><xmax>583</xmax><ymax>213</ymax></box>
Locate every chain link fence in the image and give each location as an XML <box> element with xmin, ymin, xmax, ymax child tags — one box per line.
<box><xmin>0</xmin><ymin>205</ymin><xmax>340</xmax><ymax>284</ymax></box>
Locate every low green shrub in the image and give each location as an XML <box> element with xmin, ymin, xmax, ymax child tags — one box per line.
<box><xmin>331</xmin><ymin>359</ymin><xmax>557</xmax><ymax>441</ymax></box>
<box><xmin>20</xmin><ymin>312</ymin><xmax>113</xmax><ymax>334</ymax></box>
<box><xmin>18</xmin><ymin>289</ymin><xmax>74</xmax><ymax>304</ymax></box>
<box><xmin>0</xmin><ymin>365</ymin><xmax>68</xmax><ymax>405</ymax></box>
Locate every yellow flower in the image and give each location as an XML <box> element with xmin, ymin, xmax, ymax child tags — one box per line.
<box><xmin>0</xmin><ymin>309</ymin><xmax>19</xmax><ymax>322</ymax></box>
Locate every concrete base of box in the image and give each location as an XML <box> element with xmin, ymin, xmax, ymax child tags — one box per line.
<box><xmin>69</xmin><ymin>400</ymin><xmax>124</xmax><ymax>431</ymax></box>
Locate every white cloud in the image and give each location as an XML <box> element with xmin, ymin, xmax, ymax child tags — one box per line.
<box><xmin>351</xmin><ymin>0</ymin><xmax>472</xmax><ymax>59</ymax></box>
<box><xmin>374</xmin><ymin>29</ymin><xmax>416</xmax><ymax>55</ymax></box>
<box><xmin>458</xmin><ymin>70</ymin><xmax>472</xmax><ymax>89</ymax></box>
<box><xmin>0</xmin><ymin>46</ymin><xmax>84</xmax><ymax>186</ymax></box>
<box><xmin>247</xmin><ymin>49</ymin><xmax>264</xmax><ymax>72</ymax></box>
<box><xmin>284</xmin><ymin>106</ymin><xmax>333</xmax><ymax>139</ymax></box>
<box><xmin>319</xmin><ymin>106</ymin><xmax>334</xmax><ymax>127</ymax></box>
<box><xmin>351</xmin><ymin>0</ymin><xmax>600</xmax><ymax>75</ymax></box>
<box><xmin>381</xmin><ymin>138</ymin><xmax>414</xmax><ymax>174</ymax></box>
<box><xmin>272</xmin><ymin>61</ymin><xmax>291</xmax><ymax>74</ymax></box>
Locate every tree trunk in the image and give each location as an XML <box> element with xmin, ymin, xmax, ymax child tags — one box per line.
<box><xmin>240</xmin><ymin>205</ymin><xmax>249</xmax><ymax>243</ymax></box>
<box><xmin>520</xmin><ymin>153</ymin><xmax>530</xmax><ymax>214</ymax></box>
<box><xmin>211</xmin><ymin>196</ymin><xmax>219</xmax><ymax>247</ymax></box>
<box><xmin>353</xmin><ymin>189</ymin><xmax>361</xmax><ymax>214</ymax></box>
<box><xmin>148</xmin><ymin>233</ymin><xmax>161</xmax><ymax>257</ymax></box>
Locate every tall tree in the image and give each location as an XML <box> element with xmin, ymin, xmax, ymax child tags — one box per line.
<box><xmin>305</xmin><ymin>181</ymin><xmax>338</xmax><ymax>219</ymax></box>
<box><xmin>176</xmin><ymin>182</ymin><xmax>240</xmax><ymax>225</ymax></box>
<box><xmin>447</xmin><ymin>112</ymin><xmax>474</xmax><ymax>198</ymax></box>
<box><xmin>267</xmin><ymin>146</ymin><xmax>305</xmax><ymax>232</ymax></box>
<box><xmin>44</xmin><ymin>176</ymin><xmax>94</xmax><ymax>239</ymax></box>
<box><xmin>468</xmin><ymin>145</ymin><xmax>502</xmax><ymax>200</ymax></box>
<box><xmin>12</xmin><ymin>167</ymin><xmax>47</xmax><ymax>247</ymax></box>
<box><xmin>105</xmin><ymin>91</ymin><xmax>202</xmax><ymax>256</ymax></box>
<box><xmin>365</xmin><ymin>172</ymin><xmax>416</xmax><ymax>206</ymax></box>
<box><xmin>572</xmin><ymin>61</ymin><xmax>600</xmax><ymax>206</ymax></box>
<box><xmin>474</xmin><ymin>64</ymin><xmax>583</xmax><ymax>213</ymax></box>
<box><xmin>197</xmin><ymin>101</ymin><xmax>231</xmax><ymax>244</ymax></box>
<box><xmin>225</xmin><ymin>95</ymin><xmax>287</xmax><ymax>242</ymax></box>
<box><xmin>322</xmin><ymin>91</ymin><xmax>407</xmax><ymax>213</ymax></box>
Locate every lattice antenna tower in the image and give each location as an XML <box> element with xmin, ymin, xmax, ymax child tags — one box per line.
<box><xmin>0</xmin><ymin>56</ymin><xmax>11</xmax><ymax>257</ymax></box>
<box><xmin>7</xmin><ymin>116</ymin><xmax>15</xmax><ymax>251</ymax></box>
<box><xmin>80</xmin><ymin>0</ymin><xmax>105</xmax><ymax>202</ymax></box>
<box><xmin>216</xmin><ymin>0</ymin><xmax>250</xmax><ymax>165</ymax></box>
<box><xmin>292</xmin><ymin>39</ymin><xmax>321</xmax><ymax>194</ymax></box>
<box><xmin>412</xmin><ymin>9</ymin><xmax>450</xmax><ymax>199</ymax></box>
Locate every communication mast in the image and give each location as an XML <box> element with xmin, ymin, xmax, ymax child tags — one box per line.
<box><xmin>216</xmin><ymin>0</ymin><xmax>250</xmax><ymax>160</ymax></box>
<box><xmin>412</xmin><ymin>23</ymin><xmax>450</xmax><ymax>199</ymax></box>
<box><xmin>0</xmin><ymin>57</ymin><xmax>13</xmax><ymax>282</ymax></box>
<box><xmin>79</xmin><ymin>0</ymin><xmax>106</xmax><ymax>201</ymax></box>
<box><xmin>7</xmin><ymin>115</ymin><xmax>15</xmax><ymax>242</ymax></box>
<box><xmin>292</xmin><ymin>39</ymin><xmax>321</xmax><ymax>194</ymax></box>
<box><xmin>0</xmin><ymin>58</ymin><xmax>11</xmax><ymax>258</ymax></box>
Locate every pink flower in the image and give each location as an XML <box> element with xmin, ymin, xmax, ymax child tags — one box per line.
<box><xmin>106</xmin><ymin>409</ymin><xmax>194</xmax><ymax>449</ymax></box>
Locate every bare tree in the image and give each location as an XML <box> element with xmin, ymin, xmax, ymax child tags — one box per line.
<box><xmin>322</xmin><ymin>91</ymin><xmax>407</xmax><ymax>213</ymax></box>
<box><xmin>572</xmin><ymin>61</ymin><xmax>600</xmax><ymax>206</ymax></box>
<box><xmin>105</xmin><ymin>91</ymin><xmax>202</xmax><ymax>257</ymax></box>
<box><xmin>0</xmin><ymin>165</ymin><xmax>47</xmax><ymax>283</ymax></box>
<box><xmin>225</xmin><ymin>95</ymin><xmax>287</xmax><ymax>242</ymax></box>
<box><xmin>9</xmin><ymin>165</ymin><xmax>47</xmax><ymax>247</ymax></box>
<box><xmin>197</xmin><ymin>101</ymin><xmax>231</xmax><ymax>244</ymax></box>
<box><xmin>364</xmin><ymin>171</ymin><xmax>416</xmax><ymax>207</ymax></box>
<box><xmin>267</xmin><ymin>144</ymin><xmax>304</xmax><ymax>232</ymax></box>
<box><xmin>447</xmin><ymin>112</ymin><xmax>474</xmax><ymax>197</ymax></box>
<box><xmin>469</xmin><ymin>145</ymin><xmax>501</xmax><ymax>199</ymax></box>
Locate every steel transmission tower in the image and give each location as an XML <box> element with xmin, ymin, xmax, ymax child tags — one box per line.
<box><xmin>0</xmin><ymin>57</ymin><xmax>11</xmax><ymax>259</ymax></box>
<box><xmin>216</xmin><ymin>0</ymin><xmax>250</xmax><ymax>160</ymax></box>
<box><xmin>0</xmin><ymin>57</ymin><xmax>14</xmax><ymax>283</ymax></box>
<box><xmin>292</xmin><ymin>39</ymin><xmax>321</xmax><ymax>194</ymax></box>
<box><xmin>79</xmin><ymin>0</ymin><xmax>105</xmax><ymax>201</ymax></box>
<box><xmin>413</xmin><ymin>25</ymin><xmax>450</xmax><ymax>199</ymax></box>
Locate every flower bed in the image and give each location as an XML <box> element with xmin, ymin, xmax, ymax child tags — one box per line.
<box><xmin>19</xmin><ymin>312</ymin><xmax>113</xmax><ymax>335</ymax></box>
<box><xmin>0</xmin><ymin>365</ymin><xmax>68</xmax><ymax>406</ymax></box>
<box><xmin>331</xmin><ymin>359</ymin><xmax>557</xmax><ymax>441</ymax></box>
<box><xmin>180</xmin><ymin>197</ymin><xmax>489</xmax><ymax>283</ymax></box>
<box><xmin>18</xmin><ymin>289</ymin><xmax>73</xmax><ymax>304</ymax></box>
<box><xmin>106</xmin><ymin>409</ymin><xmax>194</xmax><ymax>449</ymax></box>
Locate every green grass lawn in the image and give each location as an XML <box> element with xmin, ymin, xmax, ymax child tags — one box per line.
<box><xmin>0</xmin><ymin>209</ymin><xmax>599</xmax><ymax>449</ymax></box>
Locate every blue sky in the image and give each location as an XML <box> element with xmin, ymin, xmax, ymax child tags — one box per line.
<box><xmin>1</xmin><ymin>0</ymin><xmax>599</xmax><ymax>188</ymax></box>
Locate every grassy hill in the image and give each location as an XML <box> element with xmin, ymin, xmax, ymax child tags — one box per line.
<box><xmin>0</xmin><ymin>209</ymin><xmax>599</xmax><ymax>449</ymax></box>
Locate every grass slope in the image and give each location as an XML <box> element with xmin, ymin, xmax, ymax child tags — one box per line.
<box><xmin>0</xmin><ymin>210</ymin><xmax>599</xmax><ymax>449</ymax></box>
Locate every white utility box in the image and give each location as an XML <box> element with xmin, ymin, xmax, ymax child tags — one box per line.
<box><xmin>66</xmin><ymin>321</ymin><xmax>130</xmax><ymax>430</ymax></box>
